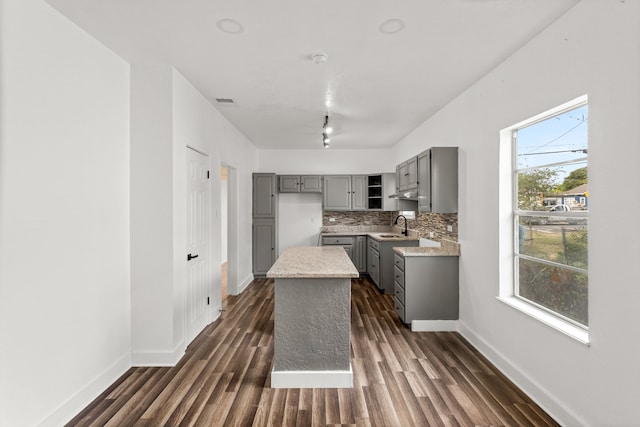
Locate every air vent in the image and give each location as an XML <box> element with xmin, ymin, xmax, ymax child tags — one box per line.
<box><xmin>215</xmin><ymin>98</ymin><xmax>235</xmax><ymax>104</ymax></box>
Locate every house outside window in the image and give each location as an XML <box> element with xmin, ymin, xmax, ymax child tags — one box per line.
<box><xmin>499</xmin><ymin>95</ymin><xmax>589</xmax><ymax>342</ymax></box>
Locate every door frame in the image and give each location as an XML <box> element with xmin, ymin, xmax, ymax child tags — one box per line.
<box><xmin>223</xmin><ymin>163</ymin><xmax>239</xmax><ymax>296</ymax></box>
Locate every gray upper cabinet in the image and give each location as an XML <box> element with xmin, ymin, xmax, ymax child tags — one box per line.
<box><xmin>323</xmin><ymin>175</ymin><xmax>366</xmax><ymax>210</ymax></box>
<box><xmin>323</xmin><ymin>175</ymin><xmax>351</xmax><ymax>210</ymax></box>
<box><xmin>351</xmin><ymin>175</ymin><xmax>367</xmax><ymax>210</ymax></box>
<box><xmin>368</xmin><ymin>173</ymin><xmax>397</xmax><ymax>211</ymax></box>
<box><xmin>279</xmin><ymin>175</ymin><xmax>323</xmax><ymax>193</ymax></box>
<box><xmin>397</xmin><ymin>156</ymin><xmax>418</xmax><ymax>192</ymax></box>
<box><xmin>279</xmin><ymin>175</ymin><xmax>300</xmax><ymax>193</ymax></box>
<box><xmin>418</xmin><ymin>147</ymin><xmax>458</xmax><ymax>213</ymax></box>
<box><xmin>300</xmin><ymin>175</ymin><xmax>322</xmax><ymax>192</ymax></box>
<box><xmin>253</xmin><ymin>173</ymin><xmax>277</xmax><ymax>218</ymax></box>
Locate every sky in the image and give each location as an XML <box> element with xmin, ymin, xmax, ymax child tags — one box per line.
<box><xmin>516</xmin><ymin>104</ymin><xmax>588</xmax><ymax>184</ymax></box>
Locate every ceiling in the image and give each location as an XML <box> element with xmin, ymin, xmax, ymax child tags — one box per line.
<box><xmin>46</xmin><ymin>0</ymin><xmax>578</xmax><ymax>150</ymax></box>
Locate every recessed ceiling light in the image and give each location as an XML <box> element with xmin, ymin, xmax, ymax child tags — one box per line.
<box><xmin>378</xmin><ymin>19</ymin><xmax>405</xmax><ymax>35</ymax></box>
<box><xmin>311</xmin><ymin>53</ymin><xmax>329</xmax><ymax>64</ymax></box>
<box><xmin>216</xmin><ymin>19</ymin><xmax>244</xmax><ymax>34</ymax></box>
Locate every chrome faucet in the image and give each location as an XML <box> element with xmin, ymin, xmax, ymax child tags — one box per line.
<box><xmin>394</xmin><ymin>215</ymin><xmax>408</xmax><ymax>236</ymax></box>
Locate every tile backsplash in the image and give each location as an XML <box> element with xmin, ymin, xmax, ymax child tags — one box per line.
<box><xmin>323</xmin><ymin>210</ymin><xmax>458</xmax><ymax>241</ymax></box>
<box><xmin>323</xmin><ymin>211</ymin><xmax>393</xmax><ymax>226</ymax></box>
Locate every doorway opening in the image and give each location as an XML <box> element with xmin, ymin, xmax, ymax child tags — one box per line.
<box><xmin>221</xmin><ymin>166</ymin><xmax>229</xmax><ymax>305</ymax></box>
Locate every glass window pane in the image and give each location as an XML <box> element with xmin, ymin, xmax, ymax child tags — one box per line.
<box><xmin>516</xmin><ymin>105</ymin><xmax>588</xmax><ymax>169</ymax></box>
<box><xmin>517</xmin><ymin>161</ymin><xmax>588</xmax><ymax>211</ymax></box>
<box><xmin>518</xmin><ymin>257</ymin><xmax>588</xmax><ymax>326</ymax></box>
<box><xmin>518</xmin><ymin>219</ymin><xmax>588</xmax><ymax>269</ymax></box>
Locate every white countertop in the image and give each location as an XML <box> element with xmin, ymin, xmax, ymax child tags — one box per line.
<box><xmin>267</xmin><ymin>246</ymin><xmax>360</xmax><ymax>278</ymax></box>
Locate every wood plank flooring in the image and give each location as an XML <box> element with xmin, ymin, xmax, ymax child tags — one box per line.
<box><xmin>67</xmin><ymin>277</ymin><xmax>559</xmax><ymax>426</ymax></box>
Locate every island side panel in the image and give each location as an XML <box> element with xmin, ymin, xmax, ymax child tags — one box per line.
<box><xmin>273</xmin><ymin>277</ymin><xmax>351</xmax><ymax>372</ymax></box>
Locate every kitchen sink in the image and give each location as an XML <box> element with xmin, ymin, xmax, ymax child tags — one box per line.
<box><xmin>378</xmin><ymin>234</ymin><xmax>403</xmax><ymax>238</ymax></box>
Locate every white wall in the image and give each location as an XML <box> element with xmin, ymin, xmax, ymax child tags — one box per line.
<box><xmin>394</xmin><ymin>1</ymin><xmax>640</xmax><ymax>425</ymax></box>
<box><xmin>278</xmin><ymin>193</ymin><xmax>324</xmax><ymax>255</ymax></box>
<box><xmin>173</xmin><ymin>71</ymin><xmax>258</xmax><ymax>299</ymax></box>
<box><xmin>0</xmin><ymin>1</ymin><xmax>131</xmax><ymax>426</ymax></box>
<box><xmin>130</xmin><ymin>65</ymin><xmax>177</xmax><ymax>362</ymax></box>
<box><xmin>129</xmin><ymin>66</ymin><xmax>259</xmax><ymax>365</ymax></box>
<box><xmin>258</xmin><ymin>148</ymin><xmax>395</xmax><ymax>175</ymax></box>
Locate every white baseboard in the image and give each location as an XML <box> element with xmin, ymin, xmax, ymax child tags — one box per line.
<box><xmin>271</xmin><ymin>366</ymin><xmax>353</xmax><ymax>389</ymax></box>
<box><xmin>131</xmin><ymin>341</ymin><xmax>185</xmax><ymax>367</ymax></box>
<box><xmin>237</xmin><ymin>273</ymin><xmax>254</xmax><ymax>294</ymax></box>
<box><xmin>411</xmin><ymin>320</ymin><xmax>459</xmax><ymax>332</ymax></box>
<box><xmin>458</xmin><ymin>321</ymin><xmax>586</xmax><ymax>427</ymax></box>
<box><xmin>37</xmin><ymin>353</ymin><xmax>131</xmax><ymax>427</ymax></box>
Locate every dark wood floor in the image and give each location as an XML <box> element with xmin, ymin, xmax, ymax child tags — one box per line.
<box><xmin>67</xmin><ymin>277</ymin><xmax>558</xmax><ymax>426</ymax></box>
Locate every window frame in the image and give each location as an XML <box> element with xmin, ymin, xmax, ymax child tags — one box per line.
<box><xmin>498</xmin><ymin>95</ymin><xmax>590</xmax><ymax>345</ymax></box>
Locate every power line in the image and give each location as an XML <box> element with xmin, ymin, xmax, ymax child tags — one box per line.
<box><xmin>518</xmin><ymin>148</ymin><xmax>587</xmax><ymax>156</ymax></box>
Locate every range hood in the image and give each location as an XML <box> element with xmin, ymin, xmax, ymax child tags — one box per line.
<box><xmin>388</xmin><ymin>189</ymin><xmax>418</xmax><ymax>201</ymax></box>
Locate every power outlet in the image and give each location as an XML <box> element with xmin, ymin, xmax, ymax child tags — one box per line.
<box><xmin>447</xmin><ymin>225</ymin><xmax>453</xmax><ymax>232</ymax></box>
<box><xmin>329</xmin><ymin>217</ymin><xmax>336</xmax><ymax>222</ymax></box>
<box><xmin>429</xmin><ymin>231</ymin><xmax>434</xmax><ymax>238</ymax></box>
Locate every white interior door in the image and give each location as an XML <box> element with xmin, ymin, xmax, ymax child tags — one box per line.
<box><xmin>186</xmin><ymin>147</ymin><xmax>210</xmax><ymax>344</ymax></box>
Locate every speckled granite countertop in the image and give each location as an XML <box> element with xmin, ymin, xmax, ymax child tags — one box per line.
<box><xmin>393</xmin><ymin>239</ymin><xmax>460</xmax><ymax>257</ymax></box>
<box><xmin>320</xmin><ymin>226</ymin><xmax>419</xmax><ymax>242</ymax></box>
<box><xmin>267</xmin><ymin>246</ymin><xmax>359</xmax><ymax>278</ymax></box>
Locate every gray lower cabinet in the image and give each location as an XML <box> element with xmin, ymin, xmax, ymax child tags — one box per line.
<box><xmin>354</xmin><ymin>236</ymin><xmax>367</xmax><ymax>273</ymax></box>
<box><xmin>376</xmin><ymin>239</ymin><xmax>418</xmax><ymax>294</ymax></box>
<box><xmin>321</xmin><ymin>235</ymin><xmax>366</xmax><ymax>273</ymax></box>
<box><xmin>393</xmin><ymin>253</ymin><xmax>459</xmax><ymax>324</ymax></box>
<box><xmin>367</xmin><ymin>239</ymin><xmax>380</xmax><ymax>288</ymax></box>
<box><xmin>253</xmin><ymin>219</ymin><xmax>276</xmax><ymax>276</ymax></box>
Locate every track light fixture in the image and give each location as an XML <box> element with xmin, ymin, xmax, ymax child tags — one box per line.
<box><xmin>322</xmin><ymin>114</ymin><xmax>332</xmax><ymax>148</ymax></box>
<box><xmin>323</xmin><ymin>115</ymin><xmax>333</xmax><ymax>134</ymax></box>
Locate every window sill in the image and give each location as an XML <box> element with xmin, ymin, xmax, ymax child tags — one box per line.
<box><xmin>497</xmin><ymin>296</ymin><xmax>590</xmax><ymax>346</ymax></box>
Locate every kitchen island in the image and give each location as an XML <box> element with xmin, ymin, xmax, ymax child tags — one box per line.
<box><xmin>266</xmin><ymin>246</ymin><xmax>359</xmax><ymax>388</ymax></box>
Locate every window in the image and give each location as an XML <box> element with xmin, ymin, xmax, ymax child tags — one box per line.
<box><xmin>500</xmin><ymin>96</ymin><xmax>589</xmax><ymax>340</ymax></box>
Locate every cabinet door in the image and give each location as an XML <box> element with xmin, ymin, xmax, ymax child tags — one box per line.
<box><xmin>323</xmin><ymin>176</ymin><xmax>351</xmax><ymax>210</ymax></box>
<box><xmin>417</xmin><ymin>150</ymin><xmax>431</xmax><ymax>212</ymax></box>
<box><xmin>367</xmin><ymin>246</ymin><xmax>380</xmax><ymax>287</ymax></box>
<box><xmin>354</xmin><ymin>236</ymin><xmax>367</xmax><ymax>273</ymax></box>
<box><xmin>279</xmin><ymin>175</ymin><xmax>300</xmax><ymax>193</ymax></box>
<box><xmin>430</xmin><ymin>147</ymin><xmax>458</xmax><ymax>213</ymax></box>
<box><xmin>253</xmin><ymin>173</ymin><xmax>276</xmax><ymax>217</ymax></box>
<box><xmin>252</xmin><ymin>220</ymin><xmax>275</xmax><ymax>276</ymax></box>
<box><xmin>300</xmin><ymin>175</ymin><xmax>322</xmax><ymax>193</ymax></box>
<box><xmin>406</xmin><ymin>156</ymin><xmax>418</xmax><ymax>189</ymax></box>
<box><xmin>343</xmin><ymin>245</ymin><xmax>353</xmax><ymax>261</ymax></box>
<box><xmin>351</xmin><ymin>175</ymin><xmax>367</xmax><ymax>210</ymax></box>
<box><xmin>398</xmin><ymin>161</ymin><xmax>409</xmax><ymax>191</ymax></box>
